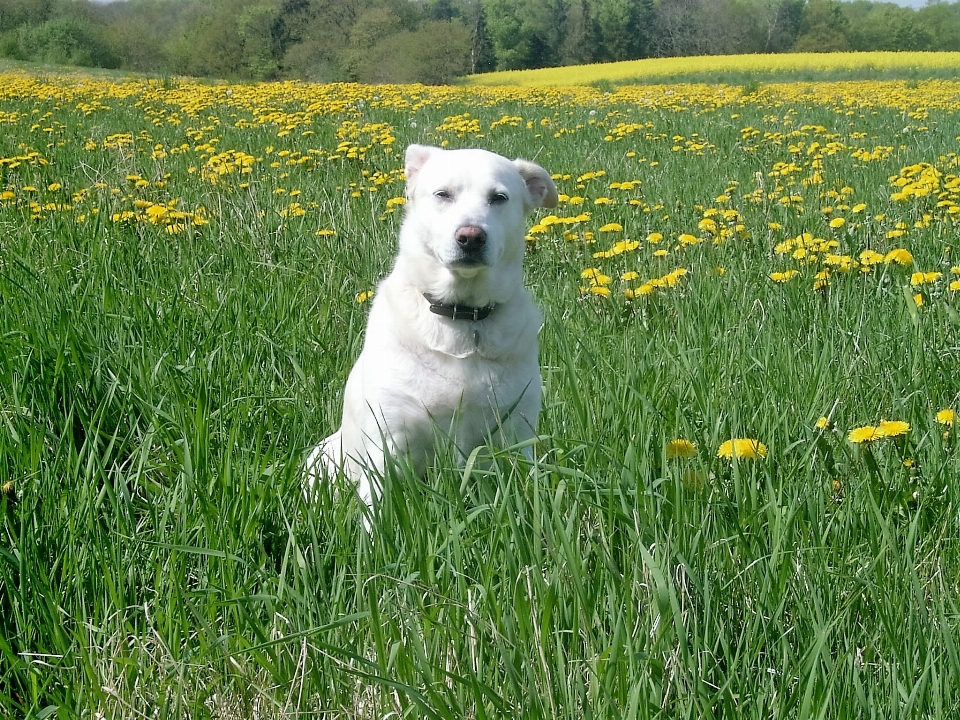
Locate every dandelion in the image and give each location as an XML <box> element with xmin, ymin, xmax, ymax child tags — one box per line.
<box><xmin>884</xmin><ymin>248</ymin><xmax>913</xmax><ymax>265</ymax></box>
<box><xmin>317</xmin><ymin>229</ymin><xmax>336</xmax><ymax>237</ymax></box>
<box><xmin>877</xmin><ymin>420</ymin><xmax>910</xmax><ymax>438</ymax></box>
<box><xmin>816</xmin><ymin>416</ymin><xmax>831</xmax><ymax>430</ymax></box>
<box><xmin>599</xmin><ymin>222</ymin><xmax>623</xmax><ymax>232</ymax></box>
<box><xmin>910</xmin><ymin>271</ymin><xmax>941</xmax><ymax>285</ymax></box>
<box><xmin>770</xmin><ymin>270</ymin><xmax>799</xmax><ymax>283</ymax></box>
<box><xmin>667</xmin><ymin>438</ymin><xmax>697</xmax><ymax>459</ymax></box>
<box><xmin>717</xmin><ymin>438</ymin><xmax>768</xmax><ymax>460</ymax></box>
<box><xmin>848</xmin><ymin>420</ymin><xmax>909</xmax><ymax>443</ymax></box>
<box><xmin>580</xmin><ymin>268</ymin><xmax>611</xmax><ymax>284</ymax></box>
<box><xmin>935</xmin><ymin>409</ymin><xmax>954</xmax><ymax>426</ymax></box>
<box><xmin>829</xmin><ymin>217</ymin><xmax>846</xmax><ymax>228</ymax></box>
<box><xmin>356</xmin><ymin>290</ymin><xmax>374</xmax><ymax>303</ymax></box>
<box><xmin>848</xmin><ymin>425</ymin><xmax>881</xmax><ymax>443</ymax></box>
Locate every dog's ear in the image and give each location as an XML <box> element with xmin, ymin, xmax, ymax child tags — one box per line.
<box><xmin>514</xmin><ymin>159</ymin><xmax>559</xmax><ymax>210</ymax></box>
<box><xmin>405</xmin><ymin>144</ymin><xmax>440</xmax><ymax>198</ymax></box>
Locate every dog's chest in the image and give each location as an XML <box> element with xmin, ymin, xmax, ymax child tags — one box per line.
<box><xmin>404</xmin><ymin>344</ymin><xmax>530</xmax><ymax>410</ymax></box>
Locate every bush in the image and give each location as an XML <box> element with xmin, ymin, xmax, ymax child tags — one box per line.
<box><xmin>18</xmin><ymin>17</ymin><xmax>118</xmax><ymax>67</ymax></box>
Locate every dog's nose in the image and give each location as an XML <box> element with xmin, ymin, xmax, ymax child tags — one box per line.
<box><xmin>455</xmin><ymin>225</ymin><xmax>487</xmax><ymax>253</ymax></box>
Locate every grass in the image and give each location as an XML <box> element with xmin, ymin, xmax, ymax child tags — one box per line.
<box><xmin>1</xmin><ymin>67</ymin><xmax>960</xmax><ymax>717</ymax></box>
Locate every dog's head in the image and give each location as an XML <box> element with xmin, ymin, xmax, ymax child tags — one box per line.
<box><xmin>399</xmin><ymin>145</ymin><xmax>557</xmax><ymax>280</ymax></box>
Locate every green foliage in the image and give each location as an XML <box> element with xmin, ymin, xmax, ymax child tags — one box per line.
<box><xmin>792</xmin><ymin>0</ymin><xmax>852</xmax><ymax>52</ymax></box>
<box><xmin>8</xmin><ymin>13</ymin><xmax>118</xmax><ymax>67</ymax></box>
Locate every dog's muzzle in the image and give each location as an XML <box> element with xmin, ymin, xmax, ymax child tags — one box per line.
<box><xmin>454</xmin><ymin>225</ymin><xmax>487</xmax><ymax>264</ymax></box>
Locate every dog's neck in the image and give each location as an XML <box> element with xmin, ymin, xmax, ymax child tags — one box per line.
<box><xmin>423</xmin><ymin>294</ymin><xmax>497</xmax><ymax>321</ymax></box>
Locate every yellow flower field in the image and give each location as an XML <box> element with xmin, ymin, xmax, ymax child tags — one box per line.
<box><xmin>465</xmin><ymin>50</ymin><xmax>960</xmax><ymax>87</ymax></box>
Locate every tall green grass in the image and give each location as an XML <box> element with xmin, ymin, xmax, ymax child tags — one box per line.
<box><xmin>1</xmin><ymin>73</ymin><xmax>959</xmax><ymax>717</ymax></box>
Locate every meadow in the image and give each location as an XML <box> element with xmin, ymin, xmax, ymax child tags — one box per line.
<box><xmin>1</xmin><ymin>57</ymin><xmax>960</xmax><ymax>718</ymax></box>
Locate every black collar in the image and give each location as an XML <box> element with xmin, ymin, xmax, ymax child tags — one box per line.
<box><xmin>424</xmin><ymin>294</ymin><xmax>496</xmax><ymax>321</ymax></box>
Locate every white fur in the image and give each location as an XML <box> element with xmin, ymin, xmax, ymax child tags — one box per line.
<box><xmin>306</xmin><ymin>144</ymin><xmax>558</xmax><ymax>508</ymax></box>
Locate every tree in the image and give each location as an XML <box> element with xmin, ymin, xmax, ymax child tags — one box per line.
<box><xmin>559</xmin><ymin>0</ymin><xmax>597</xmax><ymax>65</ymax></box>
<box><xmin>756</xmin><ymin>0</ymin><xmax>804</xmax><ymax>52</ymax></box>
<box><xmin>791</xmin><ymin>0</ymin><xmax>851</xmax><ymax>52</ymax></box>
<box><xmin>377</xmin><ymin>19</ymin><xmax>472</xmax><ymax>83</ymax></box>
<box><xmin>278</xmin><ymin>0</ymin><xmax>372</xmax><ymax>80</ymax></box>
<box><xmin>592</xmin><ymin>0</ymin><xmax>649</xmax><ymax>61</ymax></box>
<box><xmin>917</xmin><ymin>2</ymin><xmax>960</xmax><ymax>51</ymax></box>
<box><xmin>468</xmin><ymin>0</ymin><xmax>497</xmax><ymax>73</ymax></box>
<box><xmin>483</xmin><ymin>0</ymin><xmax>540</xmax><ymax>69</ymax></box>
<box><xmin>845</xmin><ymin>3</ymin><xmax>931</xmax><ymax>51</ymax></box>
<box><xmin>651</xmin><ymin>0</ymin><xmax>709</xmax><ymax>56</ymax></box>
<box><xmin>340</xmin><ymin>6</ymin><xmax>403</xmax><ymax>81</ymax></box>
<box><xmin>16</xmin><ymin>13</ymin><xmax>118</xmax><ymax>67</ymax></box>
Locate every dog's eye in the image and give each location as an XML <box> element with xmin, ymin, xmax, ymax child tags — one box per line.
<box><xmin>434</xmin><ymin>190</ymin><xmax>453</xmax><ymax>201</ymax></box>
<box><xmin>490</xmin><ymin>192</ymin><xmax>509</xmax><ymax>205</ymax></box>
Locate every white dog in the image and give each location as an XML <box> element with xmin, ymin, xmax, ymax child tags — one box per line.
<box><xmin>307</xmin><ymin>144</ymin><xmax>558</xmax><ymax>508</ymax></box>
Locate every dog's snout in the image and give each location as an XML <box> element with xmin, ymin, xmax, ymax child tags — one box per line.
<box><xmin>455</xmin><ymin>225</ymin><xmax>487</xmax><ymax>253</ymax></box>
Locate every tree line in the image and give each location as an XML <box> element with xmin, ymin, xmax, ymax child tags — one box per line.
<box><xmin>1</xmin><ymin>0</ymin><xmax>959</xmax><ymax>84</ymax></box>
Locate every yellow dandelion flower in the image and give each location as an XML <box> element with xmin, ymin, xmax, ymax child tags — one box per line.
<box><xmin>914</xmin><ymin>271</ymin><xmax>941</xmax><ymax>285</ymax></box>
<box><xmin>848</xmin><ymin>425</ymin><xmax>880</xmax><ymax>443</ymax></box>
<box><xmin>770</xmin><ymin>270</ymin><xmax>799</xmax><ymax>283</ymax></box>
<box><xmin>317</xmin><ymin>229</ymin><xmax>336</xmax><ymax>237</ymax></box>
<box><xmin>829</xmin><ymin>217</ymin><xmax>846</xmax><ymax>228</ymax></box>
<box><xmin>884</xmin><ymin>248</ymin><xmax>913</xmax><ymax>265</ymax></box>
<box><xmin>666</xmin><ymin>438</ymin><xmax>697</xmax><ymax>459</ymax></box>
<box><xmin>816</xmin><ymin>416</ymin><xmax>831</xmax><ymax>430</ymax></box>
<box><xmin>859</xmin><ymin>249</ymin><xmax>884</xmax><ymax>266</ymax></box>
<box><xmin>936</xmin><ymin>409</ymin><xmax>955</xmax><ymax>426</ymax></box>
<box><xmin>646</xmin><ymin>232</ymin><xmax>663</xmax><ymax>243</ymax></box>
<box><xmin>621</xmin><ymin>271</ymin><xmax>639</xmax><ymax>281</ymax></box>
<box><xmin>717</xmin><ymin>438</ymin><xmax>767</xmax><ymax>460</ymax></box>
<box><xmin>588</xmin><ymin>285</ymin><xmax>611</xmax><ymax>297</ymax></box>
<box><xmin>877</xmin><ymin>420</ymin><xmax>910</xmax><ymax>438</ymax></box>
<box><xmin>599</xmin><ymin>222</ymin><xmax>623</xmax><ymax>232</ymax></box>
<box><xmin>356</xmin><ymin>290</ymin><xmax>374</xmax><ymax>303</ymax></box>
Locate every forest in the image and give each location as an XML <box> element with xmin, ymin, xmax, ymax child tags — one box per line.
<box><xmin>1</xmin><ymin>0</ymin><xmax>959</xmax><ymax>83</ymax></box>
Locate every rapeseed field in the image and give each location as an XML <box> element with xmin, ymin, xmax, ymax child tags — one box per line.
<box><xmin>1</xmin><ymin>62</ymin><xmax>959</xmax><ymax>717</ymax></box>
